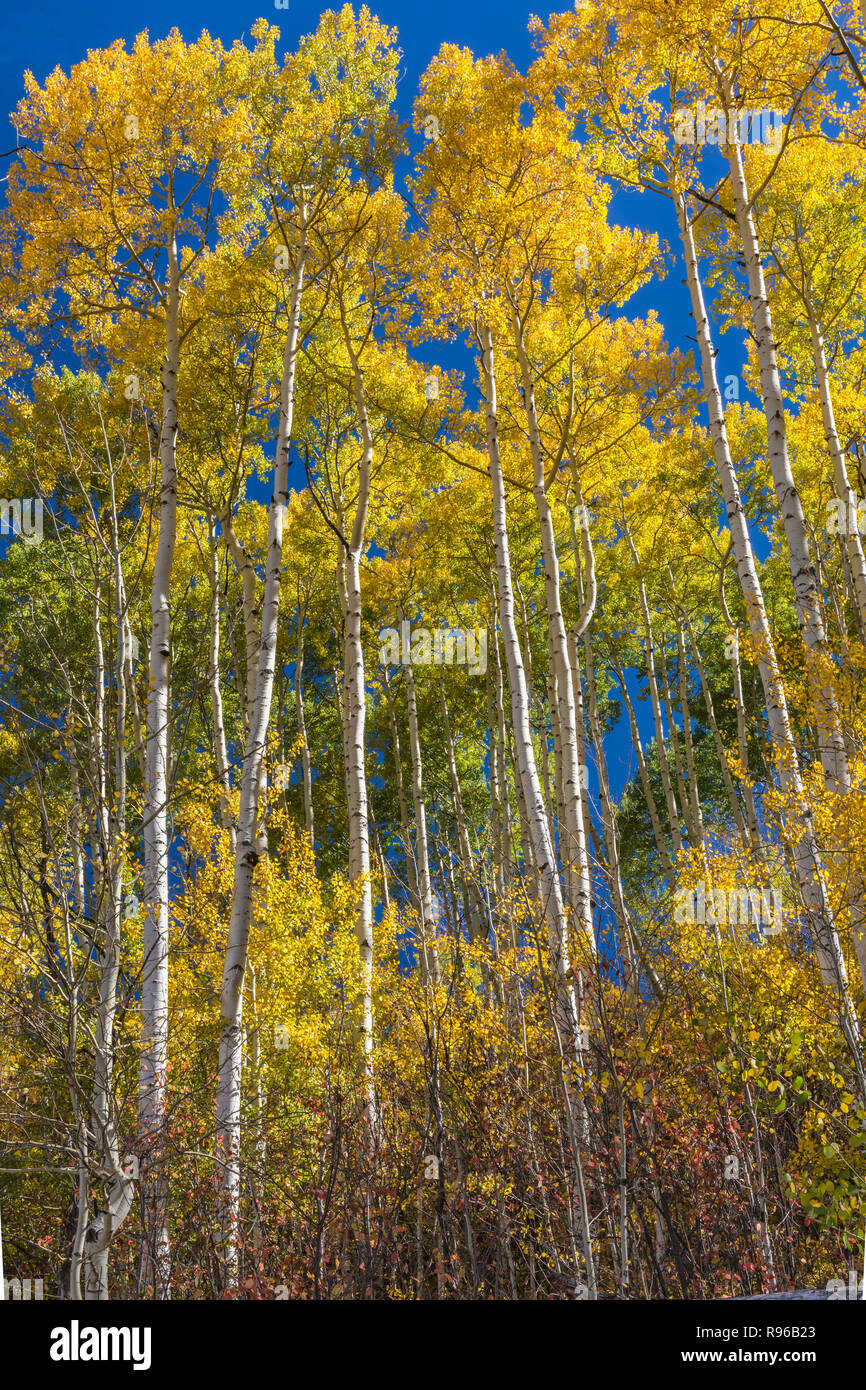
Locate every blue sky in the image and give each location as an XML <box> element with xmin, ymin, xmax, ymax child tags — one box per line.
<box><xmin>0</xmin><ymin>0</ymin><xmax>538</xmax><ymax>127</ymax></box>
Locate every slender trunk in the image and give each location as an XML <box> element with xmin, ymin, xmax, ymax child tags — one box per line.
<box><xmin>625</xmin><ymin>529</ymin><xmax>683</xmax><ymax>858</ymax></box>
<box><xmin>661</xmin><ymin>653</ymin><xmax>697</xmax><ymax>848</ymax></box>
<box><xmin>540</xmin><ymin>695</ymin><xmax>557</xmax><ymax>854</ymax></box>
<box><xmin>485</xmin><ymin>628</ymin><xmax>506</xmax><ymax>974</ymax></box>
<box><xmin>87</xmin><ymin>491</ymin><xmax>135</xmax><ymax>1299</ymax></box>
<box><xmin>548</xmin><ymin>671</ymin><xmax>566</xmax><ymax>880</ymax></box>
<box><xmin>384</xmin><ymin>673</ymin><xmax>418</xmax><ymax>906</ymax></box>
<box><xmin>512</xmin><ymin>717</ymin><xmax>539</xmax><ymax>884</ymax></box>
<box><xmin>341</xmin><ymin>315</ymin><xmax>377</xmax><ymax>1138</ymax></box>
<box><xmin>215</xmin><ymin>208</ymin><xmax>307</xmax><ymax>1285</ymax></box>
<box><xmin>440</xmin><ymin>671</ymin><xmax>485</xmax><ymax>946</ymax></box>
<box><xmin>403</xmin><ymin>639</ymin><xmax>442</xmax><ymax>986</ymax></box>
<box><xmin>612</xmin><ymin>654</ymin><xmax>676</xmax><ymax>879</ymax></box>
<box><xmin>69</xmin><ymin>745</ymin><xmax>85</xmax><ymax>916</ymax></box>
<box><xmin>481</xmin><ymin>324</ymin><xmax>580</xmax><ymax>1050</ymax></box>
<box><xmin>486</xmin><ymin>643</ymin><xmax>503</xmax><ymax>897</ymax></box>
<box><xmin>65</xmin><ymin>747</ymin><xmax>88</xmax><ymax>1299</ymax></box>
<box><xmin>726</xmin><ymin>135</ymin><xmax>848</xmax><ymax>791</ymax></box>
<box><xmin>139</xmin><ymin>231</ymin><xmax>179</xmax><ymax>1297</ymax></box>
<box><xmin>515</xmin><ymin>312</ymin><xmax>593</xmax><ymax>957</ymax></box>
<box><xmin>583</xmin><ymin>633</ymin><xmax>643</xmax><ymax>994</ymax></box>
<box><xmin>295</xmin><ymin>617</ymin><xmax>315</xmax><ymax>851</ymax></box>
<box><xmin>568</xmin><ymin>491</ymin><xmax>596</xmax><ymax>839</ymax></box>
<box><xmin>675</xmin><ymin>624</ymin><xmax>705</xmax><ymax>849</ymax></box>
<box><xmin>683</xmin><ymin>615</ymin><xmax>750</xmax><ymax>847</ymax></box>
<box><xmin>676</xmin><ymin>188</ymin><xmax>864</xmax><ymax>1048</ymax></box>
<box><xmin>372</xmin><ymin>814</ymin><xmax>391</xmax><ymax>915</ymax></box>
<box><xmin>716</xmin><ymin>568</ymin><xmax>763</xmax><ymax>854</ymax></box>
<box><xmin>493</xmin><ymin>612</ymin><xmax>514</xmax><ymax>893</ymax></box>
<box><xmin>208</xmin><ymin>518</ymin><xmax>235</xmax><ymax>847</ymax></box>
<box><xmin>223</xmin><ymin>513</ymin><xmax>269</xmax><ymax>859</ymax></box>
<box><xmin>224</xmin><ymin>517</ymin><xmax>260</xmax><ymax>736</ymax></box>
<box><xmin>807</xmin><ymin>301</ymin><xmax>866</xmax><ymax>629</ymax></box>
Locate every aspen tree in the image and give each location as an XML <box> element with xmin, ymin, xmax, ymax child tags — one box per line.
<box><xmin>410</xmin><ymin>50</ymin><xmax>584</xmax><ymax>1046</ymax></box>
<box><xmin>213</xmin><ymin>11</ymin><xmax>401</xmax><ymax>1276</ymax></box>
<box><xmin>7</xmin><ymin>29</ymin><xmax>255</xmax><ymax>1293</ymax></box>
<box><xmin>534</xmin><ymin>0</ymin><xmax>866</xmax><ymax>1041</ymax></box>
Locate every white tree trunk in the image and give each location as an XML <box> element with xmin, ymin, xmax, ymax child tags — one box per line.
<box><xmin>295</xmin><ymin>617</ymin><xmax>315</xmax><ymax>850</ymax></box>
<box><xmin>481</xmin><ymin>325</ymin><xmax>580</xmax><ymax>1048</ymax></box>
<box><xmin>87</xmin><ymin>475</ymin><xmax>137</xmax><ymax>1298</ymax></box>
<box><xmin>726</xmin><ymin>139</ymin><xmax>849</xmax><ymax>791</ymax></box>
<box><xmin>384</xmin><ymin>673</ymin><xmax>419</xmax><ymax>906</ymax></box>
<box><xmin>440</xmin><ymin>671</ymin><xmax>485</xmax><ymax>946</ymax></box>
<box><xmin>514</xmin><ymin>312</ymin><xmax>594</xmax><ymax>959</ymax></box>
<box><xmin>341</xmin><ymin>328</ymin><xmax>377</xmax><ymax>1138</ymax></box>
<box><xmin>403</xmin><ymin>641</ymin><xmax>442</xmax><ymax>986</ymax></box>
<box><xmin>805</xmin><ymin>298</ymin><xmax>866</xmax><ymax>631</ymax></box>
<box><xmin>662</xmin><ymin>655</ymin><xmax>697</xmax><ymax>848</ymax></box>
<box><xmin>675</xmin><ymin>624</ymin><xmax>705</xmax><ymax>848</ymax></box>
<box><xmin>582</xmin><ymin>631</ymin><xmax>642</xmax><ymax>993</ymax></box>
<box><xmin>139</xmin><ymin>234</ymin><xmax>179</xmax><ymax>1297</ymax></box>
<box><xmin>215</xmin><ymin>210</ymin><xmax>307</xmax><ymax>1286</ymax></box>
<box><xmin>676</xmin><ymin>189</ymin><xmax>863</xmax><ymax>1043</ymax></box>
<box><xmin>624</xmin><ymin>528</ymin><xmax>683</xmax><ymax>860</ymax></box>
<box><xmin>716</xmin><ymin>568</ymin><xmax>763</xmax><ymax>855</ymax></box>
<box><xmin>224</xmin><ymin>516</ymin><xmax>260</xmax><ymax>735</ymax></box>
<box><xmin>208</xmin><ymin>518</ymin><xmax>235</xmax><ymax>846</ymax></box>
